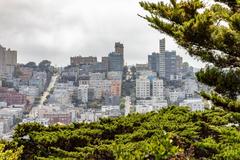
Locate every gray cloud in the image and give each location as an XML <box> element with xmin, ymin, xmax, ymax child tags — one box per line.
<box><xmin>0</xmin><ymin>0</ymin><xmax>204</xmax><ymax>68</ymax></box>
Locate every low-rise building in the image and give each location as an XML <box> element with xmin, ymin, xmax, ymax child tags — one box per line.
<box><xmin>101</xmin><ymin>105</ymin><xmax>121</xmax><ymax>118</ymax></box>
<box><xmin>184</xmin><ymin>78</ymin><xmax>198</xmax><ymax>98</ymax></box>
<box><xmin>22</xmin><ymin>118</ymin><xmax>49</xmax><ymax>126</ymax></box>
<box><xmin>168</xmin><ymin>90</ymin><xmax>185</xmax><ymax>103</ymax></box>
<box><xmin>19</xmin><ymin>85</ymin><xmax>40</xmax><ymax>104</ymax></box>
<box><xmin>36</xmin><ymin>105</ymin><xmax>74</xmax><ymax>125</ymax></box>
<box><xmin>104</xmin><ymin>95</ymin><xmax>120</xmax><ymax>106</ymax></box>
<box><xmin>89</xmin><ymin>72</ymin><xmax>105</xmax><ymax>80</ymax></box>
<box><xmin>135</xmin><ymin>105</ymin><xmax>153</xmax><ymax>114</ymax></box>
<box><xmin>43</xmin><ymin>113</ymin><xmax>72</xmax><ymax>125</ymax></box>
<box><xmin>89</xmin><ymin>80</ymin><xmax>112</xmax><ymax>99</ymax></box>
<box><xmin>137</xmin><ymin>98</ymin><xmax>167</xmax><ymax>105</ymax></box>
<box><xmin>0</xmin><ymin>87</ymin><xmax>26</xmax><ymax>106</ymax></box>
<box><xmin>50</xmin><ymin>90</ymin><xmax>72</xmax><ymax>105</ymax></box>
<box><xmin>79</xmin><ymin>110</ymin><xmax>102</xmax><ymax>123</ymax></box>
<box><xmin>170</xmin><ymin>74</ymin><xmax>182</xmax><ymax>81</ymax></box>
<box><xmin>136</xmin><ymin>70</ymin><xmax>157</xmax><ymax>79</ymax></box>
<box><xmin>107</xmin><ymin>71</ymin><xmax>122</xmax><ymax>80</ymax></box>
<box><xmin>0</xmin><ymin>102</ymin><xmax>7</xmax><ymax>108</ymax></box>
<box><xmin>0</xmin><ymin>107</ymin><xmax>24</xmax><ymax>135</ymax></box>
<box><xmin>180</xmin><ymin>98</ymin><xmax>207</xmax><ymax>111</ymax></box>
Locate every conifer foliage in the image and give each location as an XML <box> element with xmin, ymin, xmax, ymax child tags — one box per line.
<box><xmin>139</xmin><ymin>0</ymin><xmax>240</xmax><ymax>112</ymax></box>
<box><xmin>1</xmin><ymin>107</ymin><xmax>240</xmax><ymax>159</ymax></box>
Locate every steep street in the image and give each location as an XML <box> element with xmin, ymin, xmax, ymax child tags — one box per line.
<box><xmin>29</xmin><ymin>74</ymin><xmax>59</xmax><ymax>117</ymax></box>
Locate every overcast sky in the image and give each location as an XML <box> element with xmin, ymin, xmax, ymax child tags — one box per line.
<box><xmin>0</xmin><ymin>0</ymin><xmax>205</xmax><ymax>68</ymax></box>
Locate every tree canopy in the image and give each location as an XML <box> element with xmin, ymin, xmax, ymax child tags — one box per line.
<box><xmin>25</xmin><ymin>62</ymin><xmax>37</xmax><ymax>68</ymax></box>
<box><xmin>1</xmin><ymin>106</ymin><xmax>240</xmax><ymax>159</ymax></box>
<box><xmin>39</xmin><ymin>60</ymin><xmax>51</xmax><ymax>71</ymax></box>
<box><xmin>140</xmin><ymin>0</ymin><xmax>240</xmax><ymax>112</ymax></box>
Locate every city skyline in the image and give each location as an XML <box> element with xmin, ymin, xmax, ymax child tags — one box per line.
<box><xmin>0</xmin><ymin>0</ymin><xmax>205</xmax><ymax>68</ymax></box>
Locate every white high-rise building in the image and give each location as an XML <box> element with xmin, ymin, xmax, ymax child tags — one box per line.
<box><xmin>136</xmin><ymin>77</ymin><xmax>150</xmax><ymax>99</ymax></box>
<box><xmin>152</xmin><ymin>79</ymin><xmax>164</xmax><ymax>100</ymax></box>
<box><xmin>78</xmin><ymin>85</ymin><xmax>89</xmax><ymax>103</ymax></box>
<box><xmin>159</xmin><ymin>38</ymin><xmax>165</xmax><ymax>54</ymax></box>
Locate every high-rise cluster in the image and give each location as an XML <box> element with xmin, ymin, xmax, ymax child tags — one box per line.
<box><xmin>70</xmin><ymin>42</ymin><xmax>124</xmax><ymax>72</ymax></box>
<box><xmin>148</xmin><ymin>38</ymin><xmax>187</xmax><ymax>80</ymax></box>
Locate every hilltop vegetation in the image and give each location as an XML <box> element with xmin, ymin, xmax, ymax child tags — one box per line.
<box><xmin>1</xmin><ymin>106</ymin><xmax>240</xmax><ymax>159</ymax></box>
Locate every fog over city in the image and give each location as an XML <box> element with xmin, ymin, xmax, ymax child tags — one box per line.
<box><xmin>0</xmin><ymin>0</ymin><xmax>204</xmax><ymax>68</ymax></box>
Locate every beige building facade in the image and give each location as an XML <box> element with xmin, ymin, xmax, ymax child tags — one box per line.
<box><xmin>0</xmin><ymin>45</ymin><xmax>17</xmax><ymax>78</ymax></box>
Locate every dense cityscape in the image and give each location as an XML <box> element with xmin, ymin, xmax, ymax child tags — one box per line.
<box><xmin>0</xmin><ymin>0</ymin><xmax>238</xmax><ymax>159</ymax></box>
<box><xmin>0</xmin><ymin>38</ymin><xmax>211</xmax><ymax>139</ymax></box>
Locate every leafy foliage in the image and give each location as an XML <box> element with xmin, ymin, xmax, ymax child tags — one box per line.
<box><xmin>0</xmin><ymin>143</ymin><xmax>23</xmax><ymax>160</ymax></box>
<box><xmin>2</xmin><ymin>106</ymin><xmax>239</xmax><ymax>159</ymax></box>
<box><xmin>25</xmin><ymin>62</ymin><xmax>37</xmax><ymax>69</ymax></box>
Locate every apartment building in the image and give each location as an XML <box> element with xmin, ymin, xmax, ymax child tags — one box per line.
<box><xmin>152</xmin><ymin>79</ymin><xmax>164</xmax><ymax>100</ymax></box>
<box><xmin>136</xmin><ymin>77</ymin><xmax>150</xmax><ymax>99</ymax></box>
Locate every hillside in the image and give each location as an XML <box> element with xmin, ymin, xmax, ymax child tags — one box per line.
<box><xmin>2</xmin><ymin>106</ymin><xmax>240</xmax><ymax>159</ymax></box>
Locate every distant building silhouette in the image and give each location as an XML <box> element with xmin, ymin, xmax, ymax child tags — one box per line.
<box><xmin>108</xmin><ymin>52</ymin><xmax>124</xmax><ymax>71</ymax></box>
<box><xmin>165</xmin><ymin>51</ymin><xmax>177</xmax><ymax>80</ymax></box>
<box><xmin>70</xmin><ymin>56</ymin><xmax>97</xmax><ymax>66</ymax></box>
<box><xmin>0</xmin><ymin>45</ymin><xmax>17</xmax><ymax>78</ymax></box>
<box><xmin>108</xmin><ymin>42</ymin><xmax>124</xmax><ymax>71</ymax></box>
<box><xmin>148</xmin><ymin>39</ymin><xmax>182</xmax><ymax>79</ymax></box>
<box><xmin>115</xmin><ymin>42</ymin><xmax>124</xmax><ymax>55</ymax></box>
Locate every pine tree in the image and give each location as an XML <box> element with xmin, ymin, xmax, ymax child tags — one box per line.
<box><xmin>140</xmin><ymin>0</ymin><xmax>240</xmax><ymax>112</ymax></box>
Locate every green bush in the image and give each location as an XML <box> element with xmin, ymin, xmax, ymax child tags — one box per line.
<box><xmin>2</xmin><ymin>106</ymin><xmax>240</xmax><ymax>159</ymax></box>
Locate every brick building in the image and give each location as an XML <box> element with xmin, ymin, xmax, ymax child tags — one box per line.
<box><xmin>70</xmin><ymin>56</ymin><xmax>97</xmax><ymax>66</ymax></box>
<box><xmin>43</xmin><ymin>113</ymin><xmax>72</xmax><ymax>125</ymax></box>
<box><xmin>0</xmin><ymin>87</ymin><xmax>26</xmax><ymax>106</ymax></box>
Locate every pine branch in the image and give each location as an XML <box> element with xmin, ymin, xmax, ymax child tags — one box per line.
<box><xmin>200</xmin><ymin>91</ymin><xmax>240</xmax><ymax>112</ymax></box>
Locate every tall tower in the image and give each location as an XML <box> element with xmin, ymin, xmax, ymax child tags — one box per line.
<box><xmin>0</xmin><ymin>45</ymin><xmax>17</xmax><ymax>77</ymax></box>
<box><xmin>159</xmin><ymin>38</ymin><xmax>165</xmax><ymax>54</ymax></box>
<box><xmin>108</xmin><ymin>42</ymin><xmax>124</xmax><ymax>71</ymax></box>
<box><xmin>115</xmin><ymin>42</ymin><xmax>124</xmax><ymax>55</ymax></box>
<box><xmin>159</xmin><ymin>38</ymin><xmax>166</xmax><ymax>78</ymax></box>
<box><xmin>176</xmin><ymin>55</ymin><xmax>183</xmax><ymax>73</ymax></box>
<box><xmin>165</xmin><ymin>51</ymin><xmax>177</xmax><ymax>80</ymax></box>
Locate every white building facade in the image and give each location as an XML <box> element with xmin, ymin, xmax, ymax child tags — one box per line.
<box><xmin>78</xmin><ymin>85</ymin><xmax>89</xmax><ymax>103</ymax></box>
<box><xmin>180</xmin><ymin>98</ymin><xmax>206</xmax><ymax>111</ymax></box>
<box><xmin>136</xmin><ymin>78</ymin><xmax>150</xmax><ymax>99</ymax></box>
<box><xmin>152</xmin><ymin>79</ymin><xmax>164</xmax><ymax>100</ymax></box>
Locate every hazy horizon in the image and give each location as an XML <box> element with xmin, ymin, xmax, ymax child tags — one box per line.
<box><xmin>0</xmin><ymin>0</ymin><xmax>205</xmax><ymax>68</ymax></box>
